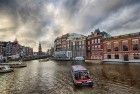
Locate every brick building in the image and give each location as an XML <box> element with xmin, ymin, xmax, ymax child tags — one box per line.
<box><xmin>86</xmin><ymin>29</ymin><xmax>110</xmax><ymax>60</ymax></box>
<box><xmin>54</xmin><ymin>33</ymin><xmax>86</xmax><ymax>59</ymax></box>
<box><xmin>0</xmin><ymin>39</ymin><xmax>33</xmax><ymax>59</ymax></box>
<box><xmin>103</xmin><ymin>32</ymin><xmax>140</xmax><ymax>62</ymax></box>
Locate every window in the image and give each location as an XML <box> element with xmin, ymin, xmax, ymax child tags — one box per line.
<box><xmin>82</xmin><ymin>41</ymin><xmax>84</xmax><ymax>45</ymax></box>
<box><xmin>73</xmin><ymin>42</ymin><xmax>75</xmax><ymax>45</ymax></box>
<box><xmin>92</xmin><ymin>40</ymin><xmax>94</xmax><ymax>44</ymax></box>
<box><xmin>98</xmin><ymin>45</ymin><xmax>100</xmax><ymax>49</ymax></box>
<box><xmin>95</xmin><ymin>45</ymin><xmax>97</xmax><ymax>49</ymax></box>
<box><xmin>134</xmin><ymin>54</ymin><xmax>139</xmax><ymax>59</ymax></box>
<box><xmin>115</xmin><ymin>54</ymin><xmax>119</xmax><ymax>59</ymax></box>
<box><xmin>122</xmin><ymin>41</ymin><xmax>128</xmax><ymax>51</ymax></box>
<box><xmin>88</xmin><ymin>41</ymin><xmax>90</xmax><ymax>45</ymax></box>
<box><xmin>98</xmin><ymin>39</ymin><xmax>100</xmax><ymax>43</ymax></box>
<box><xmin>92</xmin><ymin>46</ymin><xmax>94</xmax><ymax>50</ymax></box>
<box><xmin>123</xmin><ymin>45</ymin><xmax>128</xmax><ymax>51</ymax></box>
<box><xmin>133</xmin><ymin>44</ymin><xmax>139</xmax><ymax>51</ymax></box>
<box><xmin>114</xmin><ymin>42</ymin><xmax>119</xmax><ymax>51</ymax></box>
<box><xmin>132</xmin><ymin>39</ymin><xmax>139</xmax><ymax>51</ymax></box>
<box><xmin>95</xmin><ymin>39</ymin><xmax>97</xmax><ymax>43</ymax></box>
<box><xmin>82</xmin><ymin>46</ymin><xmax>84</xmax><ymax>49</ymax></box>
<box><xmin>107</xmin><ymin>43</ymin><xmax>111</xmax><ymax>52</ymax></box>
<box><xmin>88</xmin><ymin>47</ymin><xmax>90</xmax><ymax>50</ymax></box>
<box><xmin>114</xmin><ymin>47</ymin><xmax>119</xmax><ymax>51</ymax></box>
<box><xmin>107</xmin><ymin>55</ymin><xmax>111</xmax><ymax>59</ymax></box>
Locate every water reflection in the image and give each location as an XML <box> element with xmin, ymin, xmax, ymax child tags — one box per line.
<box><xmin>100</xmin><ymin>63</ymin><xmax>140</xmax><ymax>88</ymax></box>
<box><xmin>0</xmin><ymin>60</ymin><xmax>140</xmax><ymax>94</ymax></box>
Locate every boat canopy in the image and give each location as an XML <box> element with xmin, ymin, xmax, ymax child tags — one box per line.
<box><xmin>72</xmin><ymin>65</ymin><xmax>87</xmax><ymax>72</ymax></box>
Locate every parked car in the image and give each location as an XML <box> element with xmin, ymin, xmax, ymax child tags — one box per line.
<box><xmin>71</xmin><ymin>65</ymin><xmax>93</xmax><ymax>87</ymax></box>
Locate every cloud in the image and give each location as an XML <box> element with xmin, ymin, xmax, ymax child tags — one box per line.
<box><xmin>0</xmin><ymin>0</ymin><xmax>140</xmax><ymax>51</ymax></box>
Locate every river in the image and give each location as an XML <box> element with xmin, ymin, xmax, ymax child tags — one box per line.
<box><xmin>0</xmin><ymin>60</ymin><xmax>140</xmax><ymax>94</ymax></box>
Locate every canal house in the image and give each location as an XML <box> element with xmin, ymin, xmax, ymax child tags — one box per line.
<box><xmin>85</xmin><ymin>29</ymin><xmax>110</xmax><ymax>61</ymax></box>
<box><xmin>103</xmin><ymin>32</ymin><xmax>140</xmax><ymax>63</ymax></box>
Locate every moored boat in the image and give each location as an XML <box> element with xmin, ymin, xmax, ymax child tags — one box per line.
<box><xmin>0</xmin><ymin>65</ymin><xmax>13</xmax><ymax>73</ymax></box>
<box><xmin>39</xmin><ymin>58</ymin><xmax>49</xmax><ymax>62</ymax></box>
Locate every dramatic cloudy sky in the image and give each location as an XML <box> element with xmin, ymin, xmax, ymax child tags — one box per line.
<box><xmin>0</xmin><ymin>0</ymin><xmax>140</xmax><ymax>51</ymax></box>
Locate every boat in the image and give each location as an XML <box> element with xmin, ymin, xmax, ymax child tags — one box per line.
<box><xmin>0</xmin><ymin>65</ymin><xmax>13</xmax><ymax>73</ymax></box>
<box><xmin>74</xmin><ymin>57</ymin><xmax>84</xmax><ymax>61</ymax></box>
<box><xmin>11</xmin><ymin>60</ymin><xmax>27</xmax><ymax>68</ymax></box>
<box><xmin>39</xmin><ymin>58</ymin><xmax>49</xmax><ymax>62</ymax></box>
<box><xmin>0</xmin><ymin>60</ymin><xmax>27</xmax><ymax>68</ymax></box>
<box><xmin>71</xmin><ymin>65</ymin><xmax>93</xmax><ymax>87</ymax></box>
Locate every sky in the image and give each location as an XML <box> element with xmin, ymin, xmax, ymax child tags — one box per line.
<box><xmin>0</xmin><ymin>0</ymin><xmax>140</xmax><ymax>51</ymax></box>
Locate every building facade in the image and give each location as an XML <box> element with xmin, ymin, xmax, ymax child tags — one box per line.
<box><xmin>69</xmin><ymin>35</ymin><xmax>86</xmax><ymax>59</ymax></box>
<box><xmin>103</xmin><ymin>32</ymin><xmax>140</xmax><ymax>62</ymax></box>
<box><xmin>86</xmin><ymin>29</ymin><xmax>110</xmax><ymax>60</ymax></box>
<box><xmin>0</xmin><ymin>39</ymin><xmax>33</xmax><ymax>60</ymax></box>
<box><xmin>54</xmin><ymin>33</ymin><xmax>86</xmax><ymax>59</ymax></box>
<box><xmin>47</xmin><ymin>47</ymin><xmax>54</xmax><ymax>56</ymax></box>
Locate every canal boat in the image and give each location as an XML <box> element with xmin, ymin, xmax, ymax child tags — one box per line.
<box><xmin>39</xmin><ymin>58</ymin><xmax>49</xmax><ymax>62</ymax></box>
<box><xmin>0</xmin><ymin>65</ymin><xmax>13</xmax><ymax>73</ymax></box>
<box><xmin>74</xmin><ymin>57</ymin><xmax>84</xmax><ymax>61</ymax></box>
<box><xmin>0</xmin><ymin>60</ymin><xmax>27</xmax><ymax>68</ymax></box>
<box><xmin>71</xmin><ymin>65</ymin><xmax>93</xmax><ymax>87</ymax></box>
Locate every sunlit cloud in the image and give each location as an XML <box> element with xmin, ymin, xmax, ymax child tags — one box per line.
<box><xmin>0</xmin><ymin>0</ymin><xmax>140</xmax><ymax>51</ymax></box>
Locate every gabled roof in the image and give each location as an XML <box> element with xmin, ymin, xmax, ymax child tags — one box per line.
<box><xmin>101</xmin><ymin>31</ymin><xmax>111</xmax><ymax>38</ymax></box>
<box><xmin>94</xmin><ymin>28</ymin><xmax>100</xmax><ymax>34</ymax></box>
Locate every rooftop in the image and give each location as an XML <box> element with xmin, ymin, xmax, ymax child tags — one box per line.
<box><xmin>105</xmin><ymin>32</ymin><xmax>140</xmax><ymax>40</ymax></box>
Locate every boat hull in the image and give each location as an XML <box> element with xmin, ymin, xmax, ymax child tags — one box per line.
<box><xmin>0</xmin><ymin>69</ymin><xmax>13</xmax><ymax>73</ymax></box>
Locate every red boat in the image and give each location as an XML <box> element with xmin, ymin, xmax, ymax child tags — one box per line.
<box><xmin>71</xmin><ymin>65</ymin><xmax>93</xmax><ymax>87</ymax></box>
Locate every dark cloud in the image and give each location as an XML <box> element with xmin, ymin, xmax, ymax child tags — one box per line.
<box><xmin>0</xmin><ymin>0</ymin><xmax>140</xmax><ymax>50</ymax></box>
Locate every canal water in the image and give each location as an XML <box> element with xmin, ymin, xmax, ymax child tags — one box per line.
<box><xmin>0</xmin><ymin>60</ymin><xmax>140</xmax><ymax>94</ymax></box>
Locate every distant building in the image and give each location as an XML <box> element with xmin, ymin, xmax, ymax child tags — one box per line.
<box><xmin>0</xmin><ymin>39</ymin><xmax>33</xmax><ymax>59</ymax></box>
<box><xmin>21</xmin><ymin>46</ymin><xmax>33</xmax><ymax>57</ymax></box>
<box><xmin>103</xmin><ymin>32</ymin><xmax>140</xmax><ymax>62</ymax></box>
<box><xmin>38</xmin><ymin>42</ymin><xmax>42</xmax><ymax>55</ymax></box>
<box><xmin>47</xmin><ymin>47</ymin><xmax>54</xmax><ymax>56</ymax></box>
<box><xmin>12</xmin><ymin>39</ymin><xmax>21</xmax><ymax>55</ymax></box>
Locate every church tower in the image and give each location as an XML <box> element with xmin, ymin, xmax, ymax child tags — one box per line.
<box><xmin>14</xmin><ymin>38</ymin><xmax>18</xmax><ymax>44</ymax></box>
<box><xmin>38</xmin><ymin>42</ymin><xmax>42</xmax><ymax>55</ymax></box>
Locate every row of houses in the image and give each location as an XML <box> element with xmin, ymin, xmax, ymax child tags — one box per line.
<box><xmin>103</xmin><ymin>32</ymin><xmax>140</xmax><ymax>62</ymax></box>
<box><xmin>53</xmin><ymin>29</ymin><xmax>140</xmax><ymax>62</ymax></box>
<box><xmin>0</xmin><ymin>39</ymin><xmax>33</xmax><ymax>60</ymax></box>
